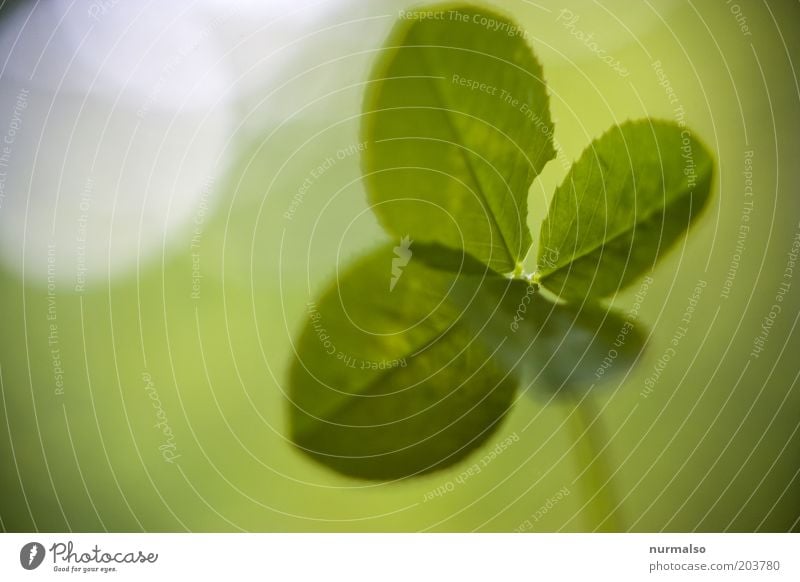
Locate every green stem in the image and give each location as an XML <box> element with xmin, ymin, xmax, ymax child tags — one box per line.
<box><xmin>566</xmin><ymin>395</ymin><xmax>624</xmax><ymax>532</ymax></box>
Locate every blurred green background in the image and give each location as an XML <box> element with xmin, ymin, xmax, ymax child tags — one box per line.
<box><xmin>1</xmin><ymin>0</ymin><xmax>798</xmax><ymax>531</ymax></box>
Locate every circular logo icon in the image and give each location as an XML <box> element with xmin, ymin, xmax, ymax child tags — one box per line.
<box><xmin>20</xmin><ymin>542</ymin><xmax>45</xmax><ymax>570</ymax></box>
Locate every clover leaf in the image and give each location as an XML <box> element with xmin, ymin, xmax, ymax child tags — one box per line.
<box><xmin>537</xmin><ymin>120</ymin><xmax>714</xmax><ymax>298</ymax></box>
<box><xmin>286</xmin><ymin>3</ymin><xmax>713</xmax><ymax>486</ymax></box>
<box><xmin>288</xmin><ymin>245</ymin><xmax>517</xmax><ymax>480</ymax></box>
<box><xmin>361</xmin><ymin>4</ymin><xmax>554</xmax><ymax>274</ymax></box>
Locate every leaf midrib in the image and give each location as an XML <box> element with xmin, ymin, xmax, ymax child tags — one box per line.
<box><xmin>540</xmin><ymin>156</ymin><xmax>708</xmax><ymax>279</ymax></box>
<box><xmin>414</xmin><ymin>37</ymin><xmax>517</xmax><ymax>271</ymax></box>
<box><xmin>295</xmin><ymin>324</ymin><xmax>466</xmax><ymax>440</ymax></box>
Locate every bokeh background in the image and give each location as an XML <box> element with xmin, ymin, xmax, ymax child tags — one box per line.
<box><xmin>0</xmin><ymin>0</ymin><xmax>798</xmax><ymax>532</ymax></box>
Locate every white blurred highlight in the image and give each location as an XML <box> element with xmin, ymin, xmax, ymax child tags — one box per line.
<box><xmin>0</xmin><ymin>0</ymin><xmax>348</xmax><ymax>286</ymax></box>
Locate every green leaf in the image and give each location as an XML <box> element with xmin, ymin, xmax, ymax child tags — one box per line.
<box><xmin>537</xmin><ymin>120</ymin><xmax>714</xmax><ymax>298</ymax></box>
<box><xmin>451</xmin><ymin>277</ymin><xmax>646</xmax><ymax>396</ymax></box>
<box><xmin>288</xmin><ymin>245</ymin><xmax>517</xmax><ymax>480</ymax></box>
<box><xmin>519</xmin><ymin>299</ymin><xmax>646</xmax><ymax>397</ymax></box>
<box><xmin>362</xmin><ymin>3</ymin><xmax>555</xmax><ymax>274</ymax></box>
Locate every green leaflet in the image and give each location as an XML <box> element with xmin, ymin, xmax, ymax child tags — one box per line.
<box><xmin>451</xmin><ymin>277</ymin><xmax>646</xmax><ymax>396</ymax></box>
<box><xmin>517</xmin><ymin>299</ymin><xmax>646</xmax><ymax>397</ymax></box>
<box><xmin>288</xmin><ymin>245</ymin><xmax>517</xmax><ymax>480</ymax></box>
<box><xmin>362</xmin><ymin>3</ymin><xmax>555</xmax><ymax>274</ymax></box>
<box><xmin>537</xmin><ymin>120</ymin><xmax>714</xmax><ymax>299</ymax></box>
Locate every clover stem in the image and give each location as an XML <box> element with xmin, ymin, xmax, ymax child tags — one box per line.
<box><xmin>566</xmin><ymin>395</ymin><xmax>623</xmax><ymax>532</ymax></box>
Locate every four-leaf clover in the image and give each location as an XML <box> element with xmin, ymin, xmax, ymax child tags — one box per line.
<box><xmin>287</xmin><ymin>3</ymin><xmax>713</xmax><ymax>481</ymax></box>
